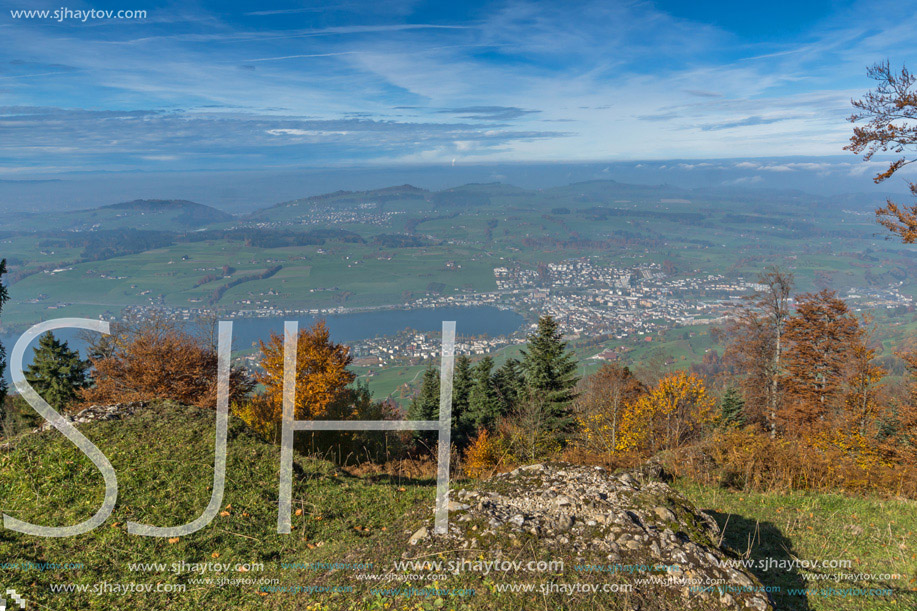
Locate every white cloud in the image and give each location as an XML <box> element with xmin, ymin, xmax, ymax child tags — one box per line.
<box><xmin>3</xmin><ymin>0</ymin><xmax>917</xmax><ymax>169</ymax></box>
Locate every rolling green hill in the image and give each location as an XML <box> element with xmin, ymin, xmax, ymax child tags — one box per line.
<box><xmin>245</xmin><ymin>185</ymin><xmax>429</xmax><ymax>225</ymax></box>
<box><xmin>9</xmin><ymin>199</ymin><xmax>233</xmax><ymax>233</ymax></box>
<box><xmin>99</xmin><ymin>199</ymin><xmax>234</xmax><ymax>228</ymax></box>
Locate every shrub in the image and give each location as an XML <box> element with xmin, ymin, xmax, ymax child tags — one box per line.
<box><xmin>559</xmin><ymin>444</ymin><xmax>645</xmax><ymax>471</ymax></box>
<box><xmin>462</xmin><ymin>429</ymin><xmax>505</xmax><ymax>479</ymax></box>
<box><xmin>81</xmin><ymin>321</ymin><xmax>253</xmax><ymax>409</ymax></box>
<box><xmin>662</xmin><ymin>427</ymin><xmax>917</xmax><ymax>498</ymax></box>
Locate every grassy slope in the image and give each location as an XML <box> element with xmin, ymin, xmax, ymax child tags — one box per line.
<box><xmin>0</xmin><ymin>403</ymin><xmax>436</xmax><ymax>610</ymax></box>
<box><xmin>675</xmin><ymin>481</ymin><xmax>917</xmax><ymax>611</ymax></box>
<box><xmin>0</xmin><ymin>403</ymin><xmax>915</xmax><ymax>610</ymax></box>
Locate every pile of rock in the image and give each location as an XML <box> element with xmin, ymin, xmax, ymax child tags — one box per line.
<box><xmin>410</xmin><ymin>462</ymin><xmax>772</xmax><ymax>610</ymax></box>
<box><xmin>34</xmin><ymin>402</ymin><xmax>146</xmax><ymax>433</ymax></box>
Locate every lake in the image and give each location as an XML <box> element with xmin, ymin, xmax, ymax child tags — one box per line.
<box><xmin>1</xmin><ymin>306</ymin><xmax>525</xmax><ymax>385</ymax></box>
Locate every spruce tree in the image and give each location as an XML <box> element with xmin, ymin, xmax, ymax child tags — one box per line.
<box><xmin>493</xmin><ymin>357</ymin><xmax>525</xmax><ymax>413</ymax></box>
<box><xmin>0</xmin><ymin>259</ymin><xmax>7</xmax><ymax>409</ymax></box>
<box><xmin>719</xmin><ymin>387</ymin><xmax>746</xmax><ymax>428</ymax></box>
<box><xmin>451</xmin><ymin>355</ymin><xmax>473</xmax><ymax>445</ymax></box>
<box><xmin>407</xmin><ymin>364</ymin><xmax>439</xmax><ymax>420</ymax></box>
<box><xmin>24</xmin><ymin>332</ymin><xmax>89</xmax><ymax>411</ymax></box>
<box><xmin>466</xmin><ymin>356</ymin><xmax>502</xmax><ymax>432</ymax></box>
<box><xmin>520</xmin><ymin>315</ymin><xmax>579</xmax><ymax>435</ymax></box>
<box><xmin>407</xmin><ymin>364</ymin><xmax>440</xmax><ymax>444</ymax></box>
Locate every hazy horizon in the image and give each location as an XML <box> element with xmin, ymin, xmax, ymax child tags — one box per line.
<box><xmin>2</xmin><ymin>155</ymin><xmax>915</xmax><ymax>215</ymax></box>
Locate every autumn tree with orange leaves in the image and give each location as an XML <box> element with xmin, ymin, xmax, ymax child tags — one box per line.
<box><xmin>252</xmin><ymin>320</ymin><xmax>355</xmax><ymax>424</ymax></box>
<box><xmin>780</xmin><ymin>290</ymin><xmax>871</xmax><ymax>433</ymax></box>
<box><xmin>885</xmin><ymin>350</ymin><xmax>917</xmax><ymax>464</ymax></box>
<box><xmin>906</xmin><ymin>351</ymin><xmax>917</xmax><ymax>407</ymax></box>
<box><xmin>723</xmin><ymin>267</ymin><xmax>794</xmax><ymax>436</ymax></box>
<box><xmin>842</xmin><ymin>322</ymin><xmax>887</xmax><ymax>436</ymax></box>
<box><xmin>847</xmin><ymin>61</ymin><xmax>917</xmax><ymax>243</ymax></box>
<box><xmin>82</xmin><ymin>321</ymin><xmax>254</xmax><ymax>410</ymax></box>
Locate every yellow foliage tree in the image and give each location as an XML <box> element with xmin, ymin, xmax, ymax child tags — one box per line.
<box><xmin>237</xmin><ymin>321</ymin><xmax>355</xmax><ymax>437</ymax></box>
<box><xmin>616</xmin><ymin>371</ymin><xmax>716</xmax><ymax>455</ymax></box>
<box><xmin>463</xmin><ymin>429</ymin><xmax>504</xmax><ymax>479</ymax></box>
<box><xmin>574</xmin><ymin>363</ymin><xmax>646</xmax><ymax>455</ymax></box>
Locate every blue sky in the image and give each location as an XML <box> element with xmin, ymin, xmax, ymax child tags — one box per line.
<box><xmin>1</xmin><ymin>0</ymin><xmax>916</xmax><ymax>176</ymax></box>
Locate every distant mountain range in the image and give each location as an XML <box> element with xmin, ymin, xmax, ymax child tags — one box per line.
<box><xmin>0</xmin><ymin>180</ymin><xmax>895</xmax><ymax>235</ymax></box>
<box><xmin>1</xmin><ymin>157</ymin><xmax>911</xmax><ymax>216</ymax></box>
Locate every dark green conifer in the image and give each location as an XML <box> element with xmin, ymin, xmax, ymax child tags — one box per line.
<box><xmin>451</xmin><ymin>354</ymin><xmax>473</xmax><ymax>445</ymax></box>
<box><xmin>719</xmin><ymin>387</ymin><xmax>746</xmax><ymax>428</ymax></box>
<box><xmin>520</xmin><ymin>315</ymin><xmax>579</xmax><ymax>436</ymax></box>
<box><xmin>466</xmin><ymin>356</ymin><xmax>502</xmax><ymax>432</ymax></box>
<box><xmin>24</xmin><ymin>331</ymin><xmax>89</xmax><ymax>411</ymax></box>
<box><xmin>493</xmin><ymin>357</ymin><xmax>525</xmax><ymax>413</ymax></box>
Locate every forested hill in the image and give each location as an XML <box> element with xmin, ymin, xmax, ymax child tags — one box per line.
<box><xmin>101</xmin><ymin>199</ymin><xmax>233</xmax><ymax>223</ymax></box>
<box><xmin>5</xmin><ymin>198</ymin><xmax>233</xmax><ymax>233</ymax></box>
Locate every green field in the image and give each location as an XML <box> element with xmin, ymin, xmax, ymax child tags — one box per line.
<box><xmin>2</xmin><ymin>181</ymin><xmax>915</xmax><ymax>379</ymax></box>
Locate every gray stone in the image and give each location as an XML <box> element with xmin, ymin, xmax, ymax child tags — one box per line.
<box><xmin>730</xmin><ymin>569</ymin><xmax>755</xmax><ymax>588</ymax></box>
<box><xmin>409</xmin><ymin>526</ymin><xmax>429</xmax><ymax>545</ymax></box>
<box><xmin>555</xmin><ymin>514</ymin><xmax>574</xmax><ymax>532</ymax></box>
<box><xmin>554</xmin><ymin>495</ymin><xmax>574</xmax><ymax>507</ymax></box>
